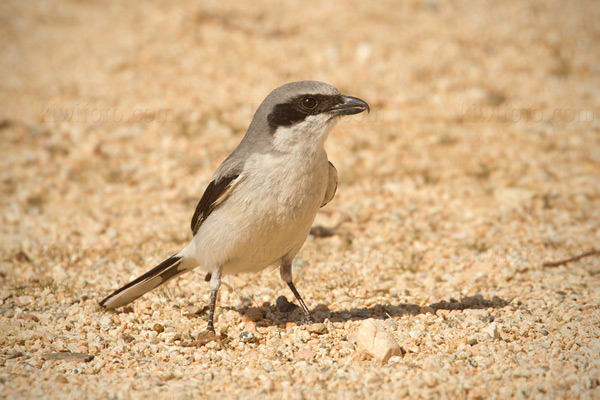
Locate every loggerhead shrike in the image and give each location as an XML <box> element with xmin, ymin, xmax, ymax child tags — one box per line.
<box><xmin>100</xmin><ymin>81</ymin><xmax>369</xmax><ymax>332</ymax></box>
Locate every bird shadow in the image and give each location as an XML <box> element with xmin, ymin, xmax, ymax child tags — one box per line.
<box><xmin>207</xmin><ymin>293</ymin><xmax>511</xmax><ymax>328</ymax></box>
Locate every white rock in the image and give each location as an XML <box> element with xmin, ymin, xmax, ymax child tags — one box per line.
<box><xmin>388</xmin><ymin>356</ymin><xmax>403</xmax><ymax>364</ymax></box>
<box><xmin>481</xmin><ymin>322</ymin><xmax>500</xmax><ymax>339</ymax></box>
<box><xmin>99</xmin><ymin>316</ymin><xmax>112</xmax><ymax>330</ymax></box>
<box><xmin>357</xmin><ymin>319</ymin><xmax>404</xmax><ymax>363</ymax></box>
<box><xmin>239</xmin><ymin>331</ymin><xmax>257</xmax><ymax>343</ymax></box>
<box><xmin>159</xmin><ymin>332</ymin><xmax>181</xmax><ymax>344</ymax></box>
<box><xmin>307</xmin><ymin>323</ymin><xmax>327</xmax><ymax>335</ymax></box>
<box><xmin>409</xmin><ymin>329</ymin><xmax>423</xmax><ymax>339</ymax></box>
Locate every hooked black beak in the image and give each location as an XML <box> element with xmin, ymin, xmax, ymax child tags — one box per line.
<box><xmin>329</xmin><ymin>95</ymin><xmax>370</xmax><ymax>116</ymax></box>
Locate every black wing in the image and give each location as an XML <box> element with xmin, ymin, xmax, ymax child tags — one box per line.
<box><xmin>191</xmin><ymin>173</ymin><xmax>240</xmax><ymax>235</ymax></box>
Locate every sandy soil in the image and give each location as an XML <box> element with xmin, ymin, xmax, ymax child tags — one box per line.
<box><xmin>1</xmin><ymin>0</ymin><xmax>599</xmax><ymax>398</ymax></box>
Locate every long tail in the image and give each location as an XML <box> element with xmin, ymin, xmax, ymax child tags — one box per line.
<box><xmin>100</xmin><ymin>254</ymin><xmax>191</xmax><ymax>309</ymax></box>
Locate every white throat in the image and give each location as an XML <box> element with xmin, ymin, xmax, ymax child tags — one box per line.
<box><xmin>271</xmin><ymin>114</ymin><xmax>338</xmax><ymax>155</ymax></box>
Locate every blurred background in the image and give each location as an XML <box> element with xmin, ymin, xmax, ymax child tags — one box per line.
<box><xmin>0</xmin><ymin>0</ymin><xmax>599</xmax><ymax>397</ymax></box>
<box><xmin>2</xmin><ymin>0</ymin><xmax>598</xmax><ymax>264</ymax></box>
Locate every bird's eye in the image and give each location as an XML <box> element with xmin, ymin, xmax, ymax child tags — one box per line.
<box><xmin>302</xmin><ymin>97</ymin><xmax>317</xmax><ymax>109</ymax></box>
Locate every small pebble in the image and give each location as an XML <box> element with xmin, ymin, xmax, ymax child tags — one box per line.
<box><xmin>239</xmin><ymin>331</ymin><xmax>258</xmax><ymax>343</ymax></box>
<box><xmin>262</xmin><ymin>363</ymin><xmax>274</xmax><ymax>372</ymax></box>
<box><xmin>409</xmin><ymin>330</ymin><xmax>423</xmax><ymax>339</ymax></box>
<box><xmin>384</xmin><ymin>319</ymin><xmax>398</xmax><ymax>330</ymax></box>
<box><xmin>481</xmin><ymin>322</ymin><xmax>500</xmax><ymax>340</ymax></box>
<box><xmin>307</xmin><ymin>323</ymin><xmax>326</xmax><ymax>335</ymax></box>
<box><xmin>294</xmin><ymin>349</ymin><xmax>316</xmax><ymax>360</ymax></box>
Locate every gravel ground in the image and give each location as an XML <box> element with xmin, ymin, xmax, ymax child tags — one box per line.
<box><xmin>1</xmin><ymin>1</ymin><xmax>599</xmax><ymax>399</ymax></box>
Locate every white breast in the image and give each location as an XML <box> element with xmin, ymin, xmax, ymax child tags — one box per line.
<box><xmin>190</xmin><ymin>149</ymin><xmax>330</xmax><ymax>275</ymax></box>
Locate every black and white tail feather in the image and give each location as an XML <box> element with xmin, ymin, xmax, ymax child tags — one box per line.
<box><xmin>99</xmin><ymin>254</ymin><xmax>187</xmax><ymax>309</ymax></box>
<box><xmin>99</xmin><ymin>166</ymin><xmax>242</xmax><ymax>310</ymax></box>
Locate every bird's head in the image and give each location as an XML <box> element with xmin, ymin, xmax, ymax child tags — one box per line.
<box><xmin>247</xmin><ymin>81</ymin><xmax>369</xmax><ymax>155</ymax></box>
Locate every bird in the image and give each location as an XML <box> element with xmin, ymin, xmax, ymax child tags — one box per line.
<box><xmin>99</xmin><ymin>80</ymin><xmax>369</xmax><ymax>333</ymax></box>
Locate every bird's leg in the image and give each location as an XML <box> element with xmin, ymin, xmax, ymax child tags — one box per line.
<box><xmin>280</xmin><ymin>260</ymin><xmax>310</xmax><ymax>316</ymax></box>
<box><xmin>206</xmin><ymin>266</ymin><xmax>222</xmax><ymax>333</ymax></box>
